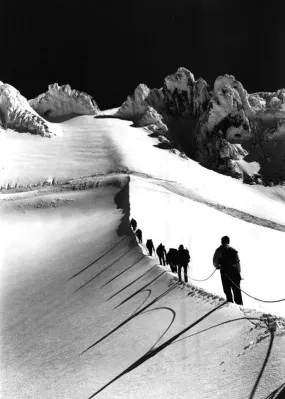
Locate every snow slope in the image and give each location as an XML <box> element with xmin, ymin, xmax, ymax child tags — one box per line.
<box><xmin>1</xmin><ymin>182</ymin><xmax>284</xmax><ymax>399</ymax></box>
<box><xmin>1</xmin><ymin>115</ymin><xmax>285</xmax><ymax>398</ymax></box>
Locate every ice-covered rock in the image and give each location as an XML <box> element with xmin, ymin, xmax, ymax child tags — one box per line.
<box><xmin>116</xmin><ymin>84</ymin><xmax>151</xmax><ymax>119</ymax></box>
<box><xmin>136</xmin><ymin>106</ymin><xmax>168</xmax><ymax>135</ymax></box>
<box><xmin>29</xmin><ymin>83</ymin><xmax>99</xmax><ymax>118</ymax></box>
<box><xmin>0</xmin><ymin>82</ymin><xmax>54</xmax><ymax>137</ymax></box>
<box><xmin>195</xmin><ymin>74</ymin><xmax>285</xmax><ymax>183</ymax></box>
<box><xmin>116</xmin><ymin>67</ymin><xmax>210</xmax><ymax>121</ymax></box>
<box><xmin>163</xmin><ymin>67</ymin><xmax>211</xmax><ymax>117</ymax></box>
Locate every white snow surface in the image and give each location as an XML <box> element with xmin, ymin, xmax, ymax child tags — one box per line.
<box><xmin>1</xmin><ymin>114</ymin><xmax>285</xmax><ymax>398</ymax></box>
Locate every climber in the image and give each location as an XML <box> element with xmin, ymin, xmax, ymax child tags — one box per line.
<box><xmin>213</xmin><ymin>236</ymin><xmax>243</xmax><ymax>305</ymax></box>
<box><xmin>177</xmin><ymin>244</ymin><xmax>190</xmax><ymax>283</ymax></box>
<box><xmin>130</xmin><ymin>218</ymin><xmax>137</xmax><ymax>231</ymax></box>
<box><xmin>136</xmin><ymin>228</ymin><xmax>142</xmax><ymax>243</ymax></box>
<box><xmin>156</xmin><ymin>243</ymin><xmax>167</xmax><ymax>266</ymax></box>
<box><xmin>166</xmin><ymin>248</ymin><xmax>178</xmax><ymax>273</ymax></box>
<box><xmin>146</xmin><ymin>239</ymin><xmax>155</xmax><ymax>256</ymax></box>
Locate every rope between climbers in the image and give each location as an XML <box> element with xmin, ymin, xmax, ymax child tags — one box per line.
<box><xmin>225</xmin><ymin>273</ymin><xmax>285</xmax><ymax>303</ymax></box>
<box><xmin>187</xmin><ymin>268</ymin><xmax>217</xmax><ymax>282</ymax></box>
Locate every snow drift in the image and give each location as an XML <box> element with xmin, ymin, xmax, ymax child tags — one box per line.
<box><xmin>30</xmin><ymin>83</ymin><xmax>100</xmax><ymax>119</ymax></box>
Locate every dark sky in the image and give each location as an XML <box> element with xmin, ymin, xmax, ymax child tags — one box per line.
<box><xmin>2</xmin><ymin>0</ymin><xmax>285</xmax><ymax>109</ymax></box>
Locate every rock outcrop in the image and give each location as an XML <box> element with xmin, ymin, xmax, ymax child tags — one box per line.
<box><xmin>29</xmin><ymin>83</ymin><xmax>99</xmax><ymax>118</ymax></box>
<box><xmin>0</xmin><ymin>82</ymin><xmax>54</xmax><ymax>137</ymax></box>
<box><xmin>116</xmin><ymin>67</ymin><xmax>211</xmax><ymax>121</ymax></box>
<box><xmin>196</xmin><ymin>75</ymin><xmax>285</xmax><ymax>182</ymax></box>
<box><xmin>117</xmin><ymin>68</ymin><xmax>285</xmax><ymax>184</ymax></box>
<box><xmin>163</xmin><ymin>67</ymin><xmax>210</xmax><ymax>117</ymax></box>
<box><xmin>115</xmin><ymin>68</ymin><xmax>210</xmax><ymax>140</ymax></box>
<box><xmin>136</xmin><ymin>106</ymin><xmax>168</xmax><ymax>136</ymax></box>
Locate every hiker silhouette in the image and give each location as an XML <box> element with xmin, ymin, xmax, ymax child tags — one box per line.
<box><xmin>146</xmin><ymin>239</ymin><xmax>155</xmax><ymax>256</ymax></box>
<box><xmin>166</xmin><ymin>248</ymin><xmax>178</xmax><ymax>273</ymax></box>
<box><xmin>156</xmin><ymin>243</ymin><xmax>167</xmax><ymax>266</ymax></box>
<box><xmin>136</xmin><ymin>229</ymin><xmax>142</xmax><ymax>243</ymax></box>
<box><xmin>213</xmin><ymin>236</ymin><xmax>243</xmax><ymax>305</ymax></box>
<box><xmin>130</xmin><ymin>218</ymin><xmax>137</xmax><ymax>231</ymax></box>
<box><xmin>177</xmin><ymin>245</ymin><xmax>190</xmax><ymax>283</ymax></box>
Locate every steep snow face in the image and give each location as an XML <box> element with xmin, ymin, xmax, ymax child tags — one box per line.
<box><xmin>29</xmin><ymin>83</ymin><xmax>99</xmax><ymax>118</ymax></box>
<box><xmin>0</xmin><ymin>83</ymin><xmax>54</xmax><ymax>138</ymax></box>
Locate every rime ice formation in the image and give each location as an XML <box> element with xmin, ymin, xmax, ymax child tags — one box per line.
<box><xmin>163</xmin><ymin>67</ymin><xmax>210</xmax><ymax>117</ymax></box>
<box><xmin>196</xmin><ymin>75</ymin><xmax>285</xmax><ymax>181</ymax></box>
<box><xmin>136</xmin><ymin>106</ymin><xmax>168</xmax><ymax>135</ymax></box>
<box><xmin>116</xmin><ymin>85</ymin><xmax>167</xmax><ymax>134</ymax></box>
<box><xmin>116</xmin><ymin>68</ymin><xmax>210</xmax><ymax>120</ymax></box>
<box><xmin>115</xmin><ymin>68</ymin><xmax>211</xmax><ymax>138</ymax></box>
<box><xmin>0</xmin><ymin>82</ymin><xmax>54</xmax><ymax>137</ymax></box>
<box><xmin>117</xmin><ymin>68</ymin><xmax>285</xmax><ymax>184</ymax></box>
<box><xmin>29</xmin><ymin>83</ymin><xmax>99</xmax><ymax>118</ymax></box>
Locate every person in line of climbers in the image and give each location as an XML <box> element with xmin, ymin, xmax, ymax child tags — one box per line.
<box><xmin>146</xmin><ymin>239</ymin><xmax>155</xmax><ymax>256</ymax></box>
<box><xmin>213</xmin><ymin>236</ymin><xmax>243</xmax><ymax>305</ymax></box>
<box><xmin>136</xmin><ymin>228</ymin><xmax>142</xmax><ymax>243</ymax></box>
<box><xmin>156</xmin><ymin>243</ymin><xmax>167</xmax><ymax>266</ymax></box>
<box><xmin>177</xmin><ymin>244</ymin><xmax>190</xmax><ymax>283</ymax></box>
<box><xmin>130</xmin><ymin>218</ymin><xmax>137</xmax><ymax>231</ymax></box>
<box><xmin>166</xmin><ymin>248</ymin><xmax>178</xmax><ymax>273</ymax></box>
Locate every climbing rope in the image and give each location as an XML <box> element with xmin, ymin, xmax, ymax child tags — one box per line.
<box><xmin>187</xmin><ymin>268</ymin><xmax>217</xmax><ymax>282</ymax></box>
<box><xmin>225</xmin><ymin>273</ymin><xmax>285</xmax><ymax>303</ymax></box>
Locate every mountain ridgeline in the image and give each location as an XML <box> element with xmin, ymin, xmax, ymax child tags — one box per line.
<box><xmin>1</xmin><ymin>68</ymin><xmax>285</xmax><ymax>185</ymax></box>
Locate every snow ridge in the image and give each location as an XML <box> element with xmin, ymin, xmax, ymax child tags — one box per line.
<box><xmin>29</xmin><ymin>83</ymin><xmax>100</xmax><ymax>118</ymax></box>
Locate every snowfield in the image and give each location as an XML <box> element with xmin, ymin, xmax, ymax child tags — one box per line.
<box><xmin>1</xmin><ymin>115</ymin><xmax>285</xmax><ymax>398</ymax></box>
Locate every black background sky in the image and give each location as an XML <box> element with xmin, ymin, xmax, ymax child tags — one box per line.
<box><xmin>2</xmin><ymin>0</ymin><xmax>285</xmax><ymax>109</ymax></box>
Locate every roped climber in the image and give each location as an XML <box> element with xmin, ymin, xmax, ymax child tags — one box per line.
<box><xmin>213</xmin><ymin>236</ymin><xmax>243</xmax><ymax>305</ymax></box>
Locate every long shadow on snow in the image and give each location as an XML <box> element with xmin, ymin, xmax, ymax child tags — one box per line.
<box><xmin>68</xmin><ymin>178</ymin><xmax>133</xmax><ymax>282</ymax></box>
<box><xmin>264</xmin><ymin>383</ymin><xmax>285</xmax><ymax>399</ymax></box>
<box><xmin>87</xmin><ymin>303</ymin><xmax>224</xmax><ymax>398</ymax></box>
<box><xmin>172</xmin><ymin>316</ymin><xmax>266</xmax><ymax>346</ymax></box>
<box><xmin>114</xmin><ymin>270</ymin><xmax>167</xmax><ymax>309</ymax></box>
<box><xmin>100</xmin><ymin>254</ymin><xmax>146</xmax><ymax>288</ymax></box>
<box><xmin>73</xmin><ymin>244</ymin><xmax>138</xmax><ymax>294</ymax></box>
<box><xmin>80</xmin><ymin>278</ymin><xmax>176</xmax><ymax>355</ymax></box>
<box><xmin>67</xmin><ymin>236</ymin><xmax>128</xmax><ymax>281</ymax></box>
<box><xmin>249</xmin><ymin>331</ymin><xmax>275</xmax><ymax>399</ymax></box>
<box><xmin>107</xmin><ymin>264</ymin><xmax>159</xmax><ymax>301</ymax></box>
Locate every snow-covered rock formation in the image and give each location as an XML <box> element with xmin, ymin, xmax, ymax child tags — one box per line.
<box><xmin>196</xmin><ymin>75</ymin><xmax>285</xmax><ymax>182</ymax></box>
<box><xmin>116</xmin><ymin>68</ymin><xmax>285</xmax><ymax>184</ymax></box>
<box><xmin>29</xmin><ymin>83</ymin><xmax>99</xmax><ymax>118</ymax></box>
<box><xmin>136</xmin><ymin>106</ymin><xmax>168</xmax><ymax>135</ymax></box>
<box><xmin>163</xmin><ymin>67</ymin><xmax>210</xmax><ymax>117</ymax></box>
<box><xmin>116</xmin><ymin>67</ymin><xmax>211</xmax><ymax>120</ymax></box>
<box><xmin>115</xmin><ymin>68</ymin><xmax>210</xmax><ymax>138</ymax></box>
<box><xmin>0</xmin><ymin>82</ymin><xmax>54</xmax><ymax>137</ymax></box>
